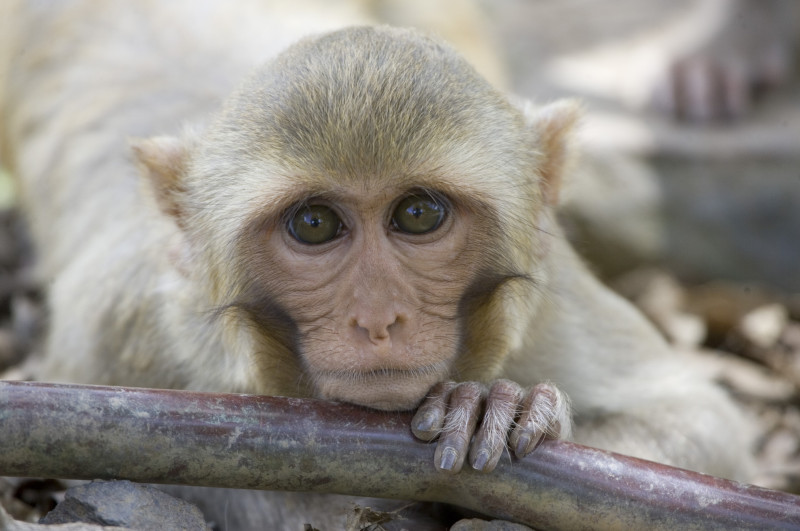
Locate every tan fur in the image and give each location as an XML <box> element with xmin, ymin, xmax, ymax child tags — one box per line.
<box><xmin>0</xmin><ymin>1</ymin><xmax>752</xmax><ymax>528</ymax></box>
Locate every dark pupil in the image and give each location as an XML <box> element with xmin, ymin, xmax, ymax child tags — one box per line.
<box><xmin>409</xmin><ymin>206</ymin><xmax>424</xmax><ymax>218</ymax></box>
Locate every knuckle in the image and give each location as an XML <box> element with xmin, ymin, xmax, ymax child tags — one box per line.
<box><xmin>451</xmin><ymin>381</ymin><xmax>484</xmax><ymax>403</ymax></box>
<box><xmin>529</xmin><ymin>382</ymin><xmax>566</xmax><ymax>415</ymax></box>
<box><xmin>488</xmin><ymin>379</ymin><xmax>524</xmax><ymax>405</ymax></box>
<box><xmin>430</xmin><ymin>380</ymin><xmax>457</xmax><ymax>399</ymax></box>
<box><xmin>520</xmin><ymin>386</ymin><xmax>559</xmax><ymax>426</ymax></box>
<box><xmin>442</xmin><ymin>386</ymin><xmax>484</xmax><ymax>435</ymax></box>
<box><xmin>518</xmin><ymin>382</ymin><xmax>571</xmax><ymax>440</ymax></box>
<box><xmin>420</xmin><ymin>381</ymin><xmax>457</xmax><ymax>410</ymax></box>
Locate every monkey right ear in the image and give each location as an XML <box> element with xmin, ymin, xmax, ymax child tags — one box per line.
<box><xmin>520</xmin><ymin>99</ymin><xmax>582</xmax><ymax>206</ymax></box>
<box><xmin>131</xmin><ymin>136</ymin><xmax>188</xmax><ymax>224</ymax></box>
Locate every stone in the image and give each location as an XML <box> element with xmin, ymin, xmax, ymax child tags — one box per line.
<box><xmin>40</xmin><ymin>480</ymin><xmax>208</xmax><ymax>530</ymax></box>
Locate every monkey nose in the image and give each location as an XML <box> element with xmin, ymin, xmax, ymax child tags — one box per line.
<box><xmin>367</xmin><ymin>327</ymin><xmax>391</xmax><ymax>345</ymax></box>
<box><xmin>349</xmin><ymin>310</ymin><xmax>404</xmax><ymax>346</ymax></box>
<box><xmin>353</xmin><ymin>319</ymin><xmax>393</xmax><ymax>346</ymax></box>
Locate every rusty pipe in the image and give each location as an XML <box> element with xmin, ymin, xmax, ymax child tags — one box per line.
<box><xmin>0</xmin><ymin>380</ymin><xmax>797</xmax><ymax>530</ymax></box>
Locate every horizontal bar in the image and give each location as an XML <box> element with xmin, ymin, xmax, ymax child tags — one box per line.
<box><xmin>0</xmin><ymin>380</ymin><xmax>797</xmax><ymax>529</ymax></box>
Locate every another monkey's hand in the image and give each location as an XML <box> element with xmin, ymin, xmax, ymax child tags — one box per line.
<box><xmin>649</xmin><ymin>0</ymin><xmax>796</xmax><ymax>122</ymax></box>
<box><xmin>411</xmin><ymin>380</ymin><xmax>571</xmax><ymax>473</ymax></box>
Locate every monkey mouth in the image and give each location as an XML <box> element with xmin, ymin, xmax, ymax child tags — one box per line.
<box><xmin>312</xmin><ymin>366</ymin><xmax>447</xmax><ymax>411</ymax></box>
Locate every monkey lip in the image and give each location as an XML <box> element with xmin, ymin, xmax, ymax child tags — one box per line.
<box><xmin>313</xmin><ymin>368</ymin><xmax>445</xmax><ymax>411</ymax></box>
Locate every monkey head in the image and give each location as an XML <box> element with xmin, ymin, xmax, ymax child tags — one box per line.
<box><xmin>133</xmin><ymin>26</ymin><xmax>578</xmax><ymax>411</ymax></box>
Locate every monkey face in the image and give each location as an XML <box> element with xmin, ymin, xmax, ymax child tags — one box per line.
<box><xmin>137</xmin><ymin>26</ymin><xmax>562</xmax><ymax>410</ymax></box>
<box><xmin>243</xmin><ymin>185</ymin><xmax>484</xmax><ymax>411</ymax></box>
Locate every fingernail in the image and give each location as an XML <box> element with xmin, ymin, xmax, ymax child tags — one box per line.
<box><xmin>515</xmin><ymin>434</ymin><xmax>531</xmax><ymax>456</ymax></box>
<box><xmin>438</xmin><ymin>447</ymin><xmax>458</xmax><ymax>471</ymax></box>
<box><xmin>472</xmin><ymin>448</ymin><xmax>490</xmax><ymax>471</ymax></box>
<box><xmin>414</xmin><ymin>411</ymin><xmax>436</xmax><ymax>432</ymax></box>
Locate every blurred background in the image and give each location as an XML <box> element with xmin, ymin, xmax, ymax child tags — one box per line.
<box><xmin>1</xmin><ymin>0</ymin><xmax>799</xmax><ymax>520</ymax></box>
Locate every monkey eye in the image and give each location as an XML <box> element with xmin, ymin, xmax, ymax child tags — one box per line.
<box><xmin>288</xmin><ymin>204</ymin><xmax>342</xmax><ymax>244</ymax></box>
<box><xmin>392</xmin><ymin>193</ymin><xmax>446</xmax><ymax>235</ymax></box>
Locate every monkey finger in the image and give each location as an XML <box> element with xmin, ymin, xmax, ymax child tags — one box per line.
<box><xmin>680</xmin><ymin>58</ymin><xmax>717</xmax><ymax>122</ymax></box>
<box><xmin>718</xmin><ymin>60</ymin><xmax>749</xmax><ymax>121</ymax></box>
<box><xmin>468</xmin><ymin>379</ymin><xmax>523</xmax><ymax>473</ymax></box>
<box><xmin>510</xmin><ymin>383</ymin><xmax>569</xmax><ymax>459</ymax></box>
<box><xmin>756</xmin><ymin>42</ymin><xmax>790</xmax><ymax>89</ymax></box>
<box><xmin>649</xmin><ymin>62</ymin><xmax>679</xmax><ymax>118</ymax></box>
<box><xmin>434</xmin><ymin>381</ymin><xmax>484</xmax><ymax>474</ymax></box>
<box><xmin>411</xmin><ymin>381</ymin><xmax>456</xmax><ymax>441</ymax></box>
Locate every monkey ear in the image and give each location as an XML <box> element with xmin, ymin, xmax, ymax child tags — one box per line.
<box><xmin>521</xmin><ymin>99</ymin><xmax>581</xmax><ymax>206</ymax></box>
<box><xmin>130</xmin><ymin>136</ymin><xmax>188</xmax><ymax>223</ymax></box>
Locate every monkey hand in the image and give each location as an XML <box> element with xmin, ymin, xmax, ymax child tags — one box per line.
<box><xmin>410</xmin><ymin>380</ymin><xmax>570</xmax><ymax>474</ymax></box>
<box><xmin>648</xmin><ymin>1</ymin><xmax>794</xmax><ymax>122</ymax></box>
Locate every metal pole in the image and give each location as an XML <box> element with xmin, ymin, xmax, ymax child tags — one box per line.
<box><xmin>0</xmin><ymin>380</ymin><xmax>797</xmax><ymax>530</ymax></box>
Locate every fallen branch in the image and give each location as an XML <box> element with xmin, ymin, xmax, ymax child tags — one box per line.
<box><xmin>0</xmin><ymin>380</ymin><xmax>797</xmax><ymax>530</ymax></box>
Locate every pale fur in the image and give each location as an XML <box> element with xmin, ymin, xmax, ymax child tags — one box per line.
<box><xmin>0</xmin><ymin>1</ymin><xmax>753</xmax><ymax>529</ymax></box>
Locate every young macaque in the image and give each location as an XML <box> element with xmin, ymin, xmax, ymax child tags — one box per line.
<box><xmin>0</xmin><ymin>0</ymin><xmax>752</xmax><ymax>528</ymax></box>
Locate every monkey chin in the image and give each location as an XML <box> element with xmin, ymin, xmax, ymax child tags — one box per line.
<box><xmin>314</xmin><ymin>372</ymin><xmax>440</xmax><ymax>412</ymax></box>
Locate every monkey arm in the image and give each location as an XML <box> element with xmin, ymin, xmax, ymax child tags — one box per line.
<box><xmin>409</xmin><ymin>229</ymin><xmax>750</xmax><ymax>482</ymax></box>
<box><xmin>513</xmin><ymin>236</ymin><xmax>752</xmax><ymax>480</ymax></box>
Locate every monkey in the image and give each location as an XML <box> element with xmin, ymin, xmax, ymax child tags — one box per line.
<box><xmin>0</xmin><ymin>0</ymin><xmax>753</xmax><ymax>528</ymax></box>
<box><xmin>499</xmin><ymin>0</ymin><xmax>797</xmax><ymax>123</ymax></box>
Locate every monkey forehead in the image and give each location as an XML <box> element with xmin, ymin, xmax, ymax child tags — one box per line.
<box><xmin>186</xmin><ymin>26</ymin><xmax>547</xmax><ymax>267</ymax></box>
<box><xmin>206</xmin><ymin>26</ymin><xmax>534</xmax><ymax>183</ymax></box>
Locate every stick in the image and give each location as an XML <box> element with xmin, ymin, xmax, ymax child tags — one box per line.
<box><xmin>0</xmin><ymin>380</ymin><xmax>797</xmax><ymax>530</ymax></box>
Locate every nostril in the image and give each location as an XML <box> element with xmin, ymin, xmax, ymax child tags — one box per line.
<box><xmin>366</xmin><ymin>321</ymin><xmax>393</xmax><ymax>345</ymax></box>
<box><xmin>367</xmin><ymin>323</ymin><xmax>391</xmax><ymax>343</ymax></box>
<box><xmin>351</xmin><ymin>310</ymin><xmax>399</xmax><ymax>345</ymax></box>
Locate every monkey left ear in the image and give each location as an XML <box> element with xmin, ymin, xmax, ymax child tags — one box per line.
<box><xmin>131</xmin><ymin>136</ymin><xmax>188</xmax><ymax>224</ymax></box>
<box><xmin>521</xmin><ymin>99</ymin><xmax>581</xmax><ymax>206</ymax></box>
